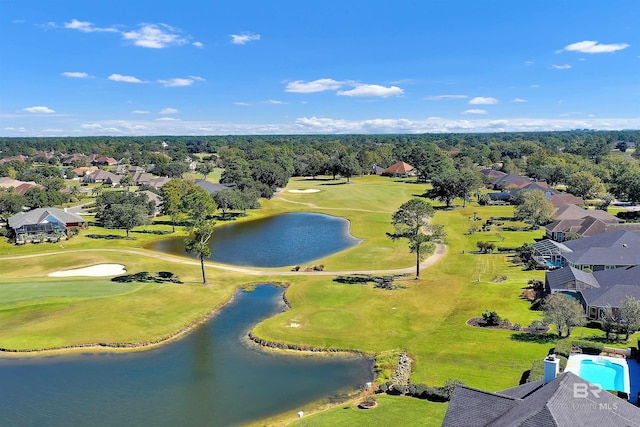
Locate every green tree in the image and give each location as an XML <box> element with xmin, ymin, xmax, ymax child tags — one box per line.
<box><xmin>196</xmin><ymin>162</ymin><xmax>215</xmax><ymax>179</ymax></box>
<box><xmin>160</xmin><ymin>178</ymin><xmax>198</xmax><ymax>232</ymax></box>
<box><xmin>184</xmin><ymin>189</ymin><xmax>217</xmax><ymax>285</ymax></box>
<box><xmin>542</xmin><ymin>293</ymin><xmax>586</xmax><ymax>338</ymax></box>
<box><xmin>0</xmin><ymin>189</ymin><xmax>24</xmax><ymax>223</ymax></box>
<box><xmin>98</xmin><ymin>192</ymin><xmax>151</xmax><ymax>237</ymax></box>
<box><xmin>514</xmin><ymin>190</ymin><xmax>555</xmax><ymax>227</ymax></box>
<box><xmin>620</xmin><ymin>296</ymin><xmax>640</xmax><ymax>341</ymax></box>
<box><xmin>387</xmin><ymin>199</ymin><xmax>445</xmax><ymax>279</ymax></box>
<box><xmin>337</xmin><ymin>153</ymin><xmax>362</xmax><ymax>183</ymax></box>
<box><xmin>428</xmin><ymin>170</ymin><xmax>459</xmax><ymax>208</ymax></box>
<box><xmin>566</xmin><ymin>171</ymin><xmax>606</xmax><ymax>199</ymax></box>
<box><xmin>120</xmin><ymin>173</ymin><xmax>134</xmax><ymax>191</ymax></box>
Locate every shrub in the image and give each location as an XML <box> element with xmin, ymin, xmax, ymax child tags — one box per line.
<box><xmin>512</xmin><ymin>323</ymin><xmax>522</xmax><ymax>331</ymax></box>
<box><xmin>571</xmin><ymin>339</ymin><xmax>604</xmax><ymax>355</ymax></box>
<box><xmin>482</xmin><ymin>310</ymin><xmax>501</xmax><ymax>326</ymax></box>
<box><xmin>554</xmin><ymin>339</ymin><xmax>572</xmax><ymax>358</ymax></box>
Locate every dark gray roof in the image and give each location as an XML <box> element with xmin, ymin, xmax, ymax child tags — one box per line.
<box><xmin>195</xmin><ymin>179</ymin><xmax>237</xmax><ymax>194</ymax></box>
<box><xmin>562</xmin><ymin>230</ymin><xmax>640</xmax><ymax>267</ymax></box>
<box><xmin>8</xmin><ymin>207</ymin><xmax>86</xmax><ymax>229</ymax></box>
<box><xmin>546</xmin><ymin>266</ymin><xmax>599</xmax><ymax>291</ymax></box>
<box><xmin>583</xmin><ymin>284</ymin><xmax>640</xmax><ymax>308</ymax></box>
<box><xmin>498</xmin><ymin>379</ymin><xmax>544</xmax><ymax>399</ymax></box>
<box><xmin>442</xmin><ymin>385</ymin><xmax>518</xmax><ymax>427</ymax></box>
<box><xmin>444</xmin><ymin>372</ymin><xmax>640</xmax><ymax>427</ymax></box>
<box><xmin>533</xmin><ymin>239</ymin><xmax>570</xmax><ymax>257</ymax></box>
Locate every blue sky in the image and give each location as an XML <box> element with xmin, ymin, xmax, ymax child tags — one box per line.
<box><xmin>1</xmin><ymin>0</ymin><xmax>639</xmax><ymax>136</ymax></box>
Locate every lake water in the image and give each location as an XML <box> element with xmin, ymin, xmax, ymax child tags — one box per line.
<box><xmin>149</xmin><ymin>212</ymin><xmax>361</xmax><ymax>267</ymax></box>
<box><xmin>0</xmin><ymin>285</ymin><xmax>373</xmax><ymax>426</ymax></box>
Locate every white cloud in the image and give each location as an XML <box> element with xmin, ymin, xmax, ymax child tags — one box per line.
<box><xmin>469</xmin><ymin>97</ymin><xmax>498</xmax><ymax>105</ymax></box>
<box><xmin>337</xmin><ymin>84</ymin><xmax>404</xmax><ymax>98</ymax></box>
<box><xmin>81</xmin><ymin>123</ymin><xmax>102</xmax><ymax>129</ymax></box>
<box><xmin>156</xmin><ymin>117</ymin><xmax>179</xmax><ymax>121</ymax></box>
<box><xmin>530</xmin><ymin>84</ymin><xmax>540</xmax><ymax>89</ymax></box>
<box><xmin>131</xmin><ymin>110</ymin><xmax>150</xmax><ymax>114</ymax></box>
<box><xmin>234</xmin><ymin>100</ymin><xmax>286</xmax><ymax>106</ymax></box>
<box><xmin>64</xmin><ymin>19</ymin><xmax>118</xmax><ymax>33</ymax></box>
<box><xmin>192</xmin><ymin>41</ymin><xmax>203</xmax><ymax>48</ymax></box>
<box><xmin>230</xmin><ymin>33</ymin><xmax>261</xmax><ymax>45</ymax></box>
<box><xmin>425</xmin><ymin>95</ymin><xmax>468</xmax><ymax>101</ymax></box>
<box><xmin>285</xmin><ymin>78</ymin><xmax>344</xmax><ymax>93</ymax></box>
<box><xmin>158</xmin><ymin>77</ymin><xmax>197</xmax><ymax>87</ymax></box>
<box><xmin>511</xmin><ymin>98</ymin><xmax>528</xmax><ymax>103</ymax></box>
<box><xmin>551</xmin><ymin>64</ymin><xmax>572</xmax><ymax>70</ymax></box>
<box><xmin>23</xmin><ymin>106</ymin><xmax>55</xmax><ymax>113</ymax></box>
<box><xmin>462</xmin><ymin>109</ymin><xmax>488</xmax><ymax>115</ymax></box>
<box><xmin>159</xmin><ymin>107</ymin><xmax>179</xmax><ymax>114</ymax></box>
<box><xmin>561</xmin><ymin>40</ymin><xmax>630</xmax><ymax>54</ymax></box>
<box><xmin>122</xmin><ymin>24</ymin><xmax>189</xmax><ymax>48</ymax></box>
<box><xmin>62</xmin><ymin>71</ymin><xmax>92</xmax><ymax>79</ymax></box>
<box><xmin>108</xmin><ymin>74</ymin><xmax>144</xmax><ymax>83</ymax></box>
<box><xmin>525</xmin><ymin>61</ymin><xmax>534</xmax><ymax>65</ymax></box>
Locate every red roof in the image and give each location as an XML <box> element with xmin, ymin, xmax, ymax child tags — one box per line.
<box><xmin>384</xmin><ymin>161</ymin><xmax>414</xmax><ymax>174</ymax></box>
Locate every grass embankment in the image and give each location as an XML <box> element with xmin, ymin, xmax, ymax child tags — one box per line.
<box><xmin>0</xmin><ymin>174</ymin><xmax>633</xmax><ymax>426</ymax></box>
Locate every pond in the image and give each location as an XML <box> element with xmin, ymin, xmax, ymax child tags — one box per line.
<box><xmin>0</xmin><ymin>285</ymin><xmax>373</xmax><ymax>426</ymax></box>
<box><xmin>149</xmin><ymin>212</ymin><xmax>362</xmax><ymax>267</ymax></box>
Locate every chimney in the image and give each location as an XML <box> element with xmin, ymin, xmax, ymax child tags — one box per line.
<box><xmin>543</xmin><ymin>354</ymin><xmax>559</xmax><ymax>384</ymax></box>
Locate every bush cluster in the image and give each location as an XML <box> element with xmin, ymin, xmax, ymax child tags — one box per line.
<box><xmin>333</xmin><ymin>274</ymin><xmax>409</xmax><ymax>290</ymax></box>
<box><xmin>377</xmin><ymin>378</ymin><xmax>463</xmax><ymax>402</ymax></box>
<box><xmin>111</xmin><ymin>271</ymin><xmax>182</xmax><ymax>284</ymax></box>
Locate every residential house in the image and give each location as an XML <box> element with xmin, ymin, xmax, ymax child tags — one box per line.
<box><xmin>132</xmin><ymin>172</ymin><xmax>170</xmax><ymax>189</ymax></box>
<box><xmin>138</xmin><ymin>190</ymin><xmax>163</xmax><ymax>216</ymax></box>
<box><xmin>0</xmin><ymin>155</ymin><xmax>27</xmax><ymax>165</ymax></box>
<box><xmin>490</xmin><ymin>173</ymin><xmax>531</xmax><ymax>190</ymax></box>
<box><xmin>371</xmin><ymin>164</ymin><xmax>386</xmax><ymax>175</ymax></box>
<box><xmin>83</xmin><ymin>170</ymin><xmax>121</xmax><ymax>186</ymax></box>
<box><xmin>195</xmin><ymin>179</ymin><xmax>237</xmax><ymax>194</ymax></box>
<box><xmin>0</xmin><ymin>177</ymin><xmax>42</xmax><ymax>195</ymax></box>
<box><xmin>71</xmin><ymin>166</ymin><xmax>99</xmax><ymax>177</ymax></box>
<box><xmin>546</xmin><ymin>265</ymin><xmax>640</xmax><ymax>319</ymax></box>
<box><xmin>533</xmin><ymin>230</ymin><xmax>640</xmax><ymax>271</ymax></box>
<box><xmin>62</xmin><ymin>153</ymin><xmax>88</xmax><ymax>167</ymax></box>
<box><xmin>383</xmin><ymin>161</ymin><xmax>415</xmax><ymax>176</ymax></box>
<box><xmin>7</xmin><ymin>207</ymin><xmax>86</xmax><ymax>244</ymax></box>
<box><xmin>115</xmin><ymin>164</ymin><xmax>145</xmax><ymax>175</ymax></box>
<box><xmin>91</xmin><ymin>156</ymin><xmax>118</xmax><ymax>166</ymax></box>
<box><xmin>443</xmin><ymin>369</ymin><xmax>640</xmax><ymax>426</ymax></box>
<box><xmin>480</xmin><ymin>168</ymin><xmax>507</xmax><ymax>182</ymax></box>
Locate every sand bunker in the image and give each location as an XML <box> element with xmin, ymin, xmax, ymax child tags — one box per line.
<box><xmin>49</xmin><ymin>264</ymin><xmax>127</xmax><ymax>277</ymax></box>
<box><xmin>288</xmin><ymin>189</ymin><xmax>320</xmax><ymax>193</ymax></box>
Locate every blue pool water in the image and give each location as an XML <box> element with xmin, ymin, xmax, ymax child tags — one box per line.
<box><xmin>580</xmin><ymin>359</ymin><xmax>626</xmax><ymax>392</ymax></box>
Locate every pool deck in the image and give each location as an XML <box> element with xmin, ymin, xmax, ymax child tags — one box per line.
<box><xmin>566</xmin><ymin>354</ymin><xmax>633</xmax><ymax>402</ymax></box>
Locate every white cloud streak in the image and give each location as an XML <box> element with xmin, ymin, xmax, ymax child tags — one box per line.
<box><xmin>122</xmin><ymin>24</ymin><xmax>189</xmax><ymax>48</ymax></box>
<box><xmin>285</xmin><ymin>78</ymin><xmax>344</xmax><ymax>93</ymax></box>
<box><xmin>108</xmin><ymin>74</ymin><xmax>144</xmax><ymax>83</ymax></box>
<box><xmin>425</xmin><ymin>95</ymin><xmax>468</xmax><ymax>101</ymax></box>
<box><xmin>551</xmin><ymin>64</ymin><xmax>572</xmax><ymax>70</ymax></box>
<box><xmin>159</xmin><ymin>108</ymin><xmax>179</xmax><ymax>114</ymax></box>
<box><xmin>469</xmin><ymin>97</ymin><xmax>498</xmax><ymax>105</ymax></box>
<box><xmin>462</xmin><ymin>109</ymin><xmax>488</xmax><ymax>115</ymax></box>
<box><xmin>157</xmin><ymin>77</ymin><xmax>201</xmax><ymax>87</ymax></box>
<box><xmin>23</xmin><ymin>106</ymin><xmax>55</xmax><ymax>114</ymax></box>
<box><xmin>337</xmin><ymin>84</ymin><xmax>404</xmax><ymax>98</ymax></box>
<box><xmin>511</xmin><ymin>98</ymin><xmax>528</xmax><ymax>103</ymax></box>
<box><xmin>230</xmin><ymin>33</ymin><xmax>261</xmax><ymax>45</ymax></box>
<box><xmin>64</xmin><ymin>19</ymin><xmax>118</xmax><ymax>33</ymax></box>
<box><xmin>62</xmin><ymin>71</ymin><xmax>92</xmax><ymax>79</ymax></box>
<box><xmin>561</xmin><ymin>40</ymin><xmax>630</xmax><ymax>54</ymax></box>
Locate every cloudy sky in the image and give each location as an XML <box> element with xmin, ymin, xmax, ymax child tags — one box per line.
<box><xmin>1</xmin><ymin>1</ymin><xmax>639</xmax><ymax>136</ymax></box>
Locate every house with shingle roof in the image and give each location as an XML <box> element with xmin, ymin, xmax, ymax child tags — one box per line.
<box><xmin>0</xmin><ymin>177</ymin><xmax>42</xmax><ymax>195</ymax></box>
<box><xmin>91</xmin><ymin>156</ymin><xmax>118</xmax><ymax>166</ymax></box>
<box><xmin>7</xmin><ymin>207</ymin><xmax>86</xmax><ymax>244</ymax></box>
<box><xmin>546</xmin><ymin>265</ymin><xmax>640</xmax><ymax>319</ymax></box>
<box><xmin>383</xmin><ymin>161</ymin><xmax>415</xmax><ymax>176</ymax></box>
<box><xmin>195</xmin><ymin>179</ymin><xmax>238</xmax><ymax>194</ymax></box>
<box><xmin>83</xmin><ymin>170</ymin><xmax>121</xmax><ymax>186</ymax></box>
<box><xmin>443</xmin><ymin>371</ymin><xmax>640</xmax><ymax>426</ymax></box>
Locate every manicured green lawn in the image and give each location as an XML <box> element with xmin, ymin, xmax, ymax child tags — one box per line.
<box><xmin>0</xmin><ymin>174</ymin><xmax>633</xmax><ymax>426</ymax></box>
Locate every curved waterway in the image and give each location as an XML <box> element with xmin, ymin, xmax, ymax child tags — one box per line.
<box><xmin>150</xmin><ymin>212</ymin><xmax>362</xmax><ymax>267</ymax></box>
<box><xmin>0</xmin><ymin>285</ymin><xmax>373</xmax><ymax>426</ymax></box>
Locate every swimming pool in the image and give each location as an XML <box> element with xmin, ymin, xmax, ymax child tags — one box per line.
<box><xmin>565</xmin><ymin>355</ymin><xmax>630</xmax><ymax>395</ymax></box>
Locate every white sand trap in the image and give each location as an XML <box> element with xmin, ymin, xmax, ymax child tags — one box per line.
<box><xmin>288</xmin><ymin>189</ymin><xmax>320</xmax><ymax>193</ymax></box>
<box><xmin>49</xmin><ymin>264</ymin><xmax>127</xmax><ymax>277</ymax></box>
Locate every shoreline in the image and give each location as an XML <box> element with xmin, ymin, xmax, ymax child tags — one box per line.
<box><xmin>0</xmin><ymin>244</ymin><xmax>446</xmax><ymax>357</ymax></box>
